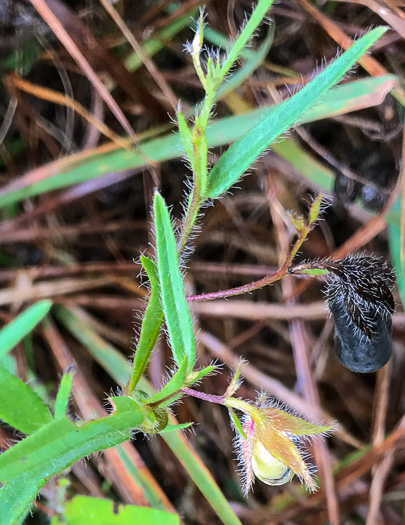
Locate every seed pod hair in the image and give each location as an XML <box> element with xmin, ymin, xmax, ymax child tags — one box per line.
<box><xmin>324</xmin><ymin>254</ymin><xmax>396</xmax><ymax>373</ymax></box>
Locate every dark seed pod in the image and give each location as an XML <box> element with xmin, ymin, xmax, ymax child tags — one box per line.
<box><xmin>328</xmin><ymin>293</ymin><xmax>392</xmax><ymax>373</ymax></box>
<box><xmin>324</xmin><ymin>255</ymin><xmax>396</xmax><ymax>373</ymax></box>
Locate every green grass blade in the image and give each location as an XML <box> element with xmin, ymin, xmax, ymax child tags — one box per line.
<box><xmin>0</xmin><ymin>365</ymin><xmax>53</xmax><ymax>434</ymax></box>
<box><xmin>0</xmin><ymin>300</ymin><xmax>52</xmax><ymax>360</ymax></box>
<box><xmin>54</xmin><ymin>306</ymin><xmax>242</xmax><ymax>525</ymax></box>
<box><xmin>153</xmin><ymin>193</ymin><xmax>196</xmax><ymax>372</ymax></box>
<box><xmin>272</xmin><ymin>138</ymin><xmax>334</xmax><ymax>191</ymax></box>
<box><xmin>124</xmin><ymin>11</ymin><xmax>195</xmax><ymax>72</ymax></box>
<box><xmin>52</xmin><ymin>495</ymin><xmax>180</xmax><ymax>525</ymax></box>
<box><xmin>54</xmin><ymin>368</ymin><xmax>74</xmax><ymax>419</ymax></box>
<box><xmin>111</xmin><ymin>445</ymin><xmax>174</xmax><ymax>512</ymax></box>
<box><xmin>388</xmin><ymin>198</ymin><xmax>405</xmax><ymax>308</ymax></box>
<box><xmin>128</xmin><ymin>256</ymin><xmax>163</xmax><ymax>393</ymax></box>
<box><xmin>162</xmin><ymin>430</ymin><xmax>242</xmax><ymax>525</ymax></box>
<box><xmin>53</xmin><ymin>305</ymin><xmax>131</xmax><ymax>384</ymax></box>
<box><xmin>206</xmin><ymin>27</ymin><xmax>388</xmax><ymax>199</ymax></box>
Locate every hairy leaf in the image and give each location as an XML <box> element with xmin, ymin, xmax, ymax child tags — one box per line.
<box><xmin>153</xmin><ymin>193</ymin><xmax>196</xmax><ymax>372</ymax></box>
<box><xmin>0</xmin><ymin>365</ymin><xmax>53</xmax><ymax>434</ymax></box>
<box><xmin>207</xmin><ymin>28</ymin><xmax>387</xmax><ymax>199</ymax></box>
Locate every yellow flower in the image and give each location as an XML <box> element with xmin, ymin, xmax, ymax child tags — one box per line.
<box><xmin>230</xmin><ymin>396</ymin><xmax>331</xmax><ymax>494</ymax></box>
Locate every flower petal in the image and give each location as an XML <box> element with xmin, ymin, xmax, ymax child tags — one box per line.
<box><xmin>264</xmin><ymin>408</ymin><xmax>332</xmax><ymax>436</ymax></box>
<box><xmin>256</xmin><ymin>423</ymin><xmax>316</xmax><ymax>490</ymax></box>
<box><xmin>252</xmin><ymin>439</ymin><xmax>294</xmax><ymax>486</ymax></box>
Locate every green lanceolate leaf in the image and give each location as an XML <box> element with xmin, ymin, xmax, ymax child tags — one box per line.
<box><xmin>0</xmin><ymin>396</ymin><xmax>143</xmax><ymax>482</ymax></box>
<box><xmin>0</xmin><ymin>300</ymin><xmax>52</xmax><ymax>360</ymax></box>
<box><xmin>213</xmin><ymin>23</ymin><xmax>275</xmax><ymax>102</ymax></box>
<box><xmin>228</xmin><ymin>408</ymin><xmax>247</xmax><ymax>440</ymax></box>
<box><xmin>0</xmin><ymin>397</ymin><xmax>144</xmax><ymax>525</ymax></box>
<box><xmin>128</xmin><ymin>257</ymin><xmax>164</xmax><ymax>393</ymax></box>
<box><xmin>51</xmin><ymin>495</ymin><xmax>180</xmax><ymax>525</ymax></box>
<box><xmin>0</xmin><ymin>365</ymin><xmax>53</xmax><ymax>434</ymax></box>
<box><xmin>177</xmin><ymin>111</ymin><xmax>194</xmax><ymax>170</ymax></box>
<box><xmin>217</xmin><ymin>0</ymin><xmax>275</xmax><ymax>85</ymax></box>
<box><xmin>153</xmin><ymin>193</ymin><xmax>196</xmax><ymax>372</ymax></box>
<box><xmin>54</xmin><ymin>368</ymin><xmax>74</xmax><ymax>419</ymax></box>
<box><xmin>1</xmin><ymin>471</ymin><xmax>46</xmax><ymax>525</ymax></box>
<box><xmin>206</xmin><ymin>27</ymin><xmax>388</xmax><ymax>199</ymax></box>
<box><xmin>160</xmin><ymin>422</ymin><xmax>192</xmax><ymax>433</ymax></box>
<box><xmin>149</xmin><ymin>356</ymin><xmax>188</xmax><ymax>405</ymax></box>
<box><xmin>187</xmin><ymin>365</ymin><xmax>217</xmax><ymax>386</ymax></box>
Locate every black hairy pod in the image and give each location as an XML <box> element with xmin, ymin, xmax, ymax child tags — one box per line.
<box><xmin>324</xmin><ymin>255</ymin><xmax>395</xmax><ymax>373</ymax></box>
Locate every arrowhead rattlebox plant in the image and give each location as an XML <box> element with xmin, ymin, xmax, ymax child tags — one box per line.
<box><xmin>0</xmin><ymin>2</ymin><xmax>392</xmax><ymax>523</ymax></box>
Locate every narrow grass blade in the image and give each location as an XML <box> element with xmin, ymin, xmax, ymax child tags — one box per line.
<box><xmin>388</xmin><ymin>198</ymin><xmax>405</xmax><ymax>308</ymax></box>
<box><xmin>0</xmin><ymin>300</ymin><xmax>52</xmax><ymax>360</ymax></box>
<box><xmin>153</xmin><ymin>193</ymin><xmax>196</xmax><ymax>372</ymax></box>
<box><xmin>54</xmin><ymin>368</ymin><xmax>74</xmax><ymax>419</ymax></box>
<box><xmin>272</xmin><ymin>138</ymin><xmax>334</xmax><ymax>191</ymax></box>
<box><xmin>53</xmin><ymin>305</ymin><xmax>131</xmax><ymax>385</ymax></box>
<box><xmin>207</xmin><ymin>27</ymin><xmax>388</xmax><ymax>199</ymax></box>
<box><xmin>124</xmin><ymin>11</ymin><xmax>195</xmax><ymax>72</ymax></box>
<box><xmin>128</xmin><ymin>256</ymin><xmax>163</xmax><ymax>393</ymax></box>
<box><xmin>162</xmin><ymin>429</ymin><xmax>242</xmax><ymax>525</ymax></box>
<box><xmin>0</xmin><ymin>365</ymin><xmax>53</xmax><ymax>434</ymax></box>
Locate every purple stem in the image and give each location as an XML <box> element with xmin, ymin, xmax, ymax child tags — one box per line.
<box><xmin>181</xmin><ymin>387</ymin><xmax>225</xmax><ymax>405</ymax></box>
